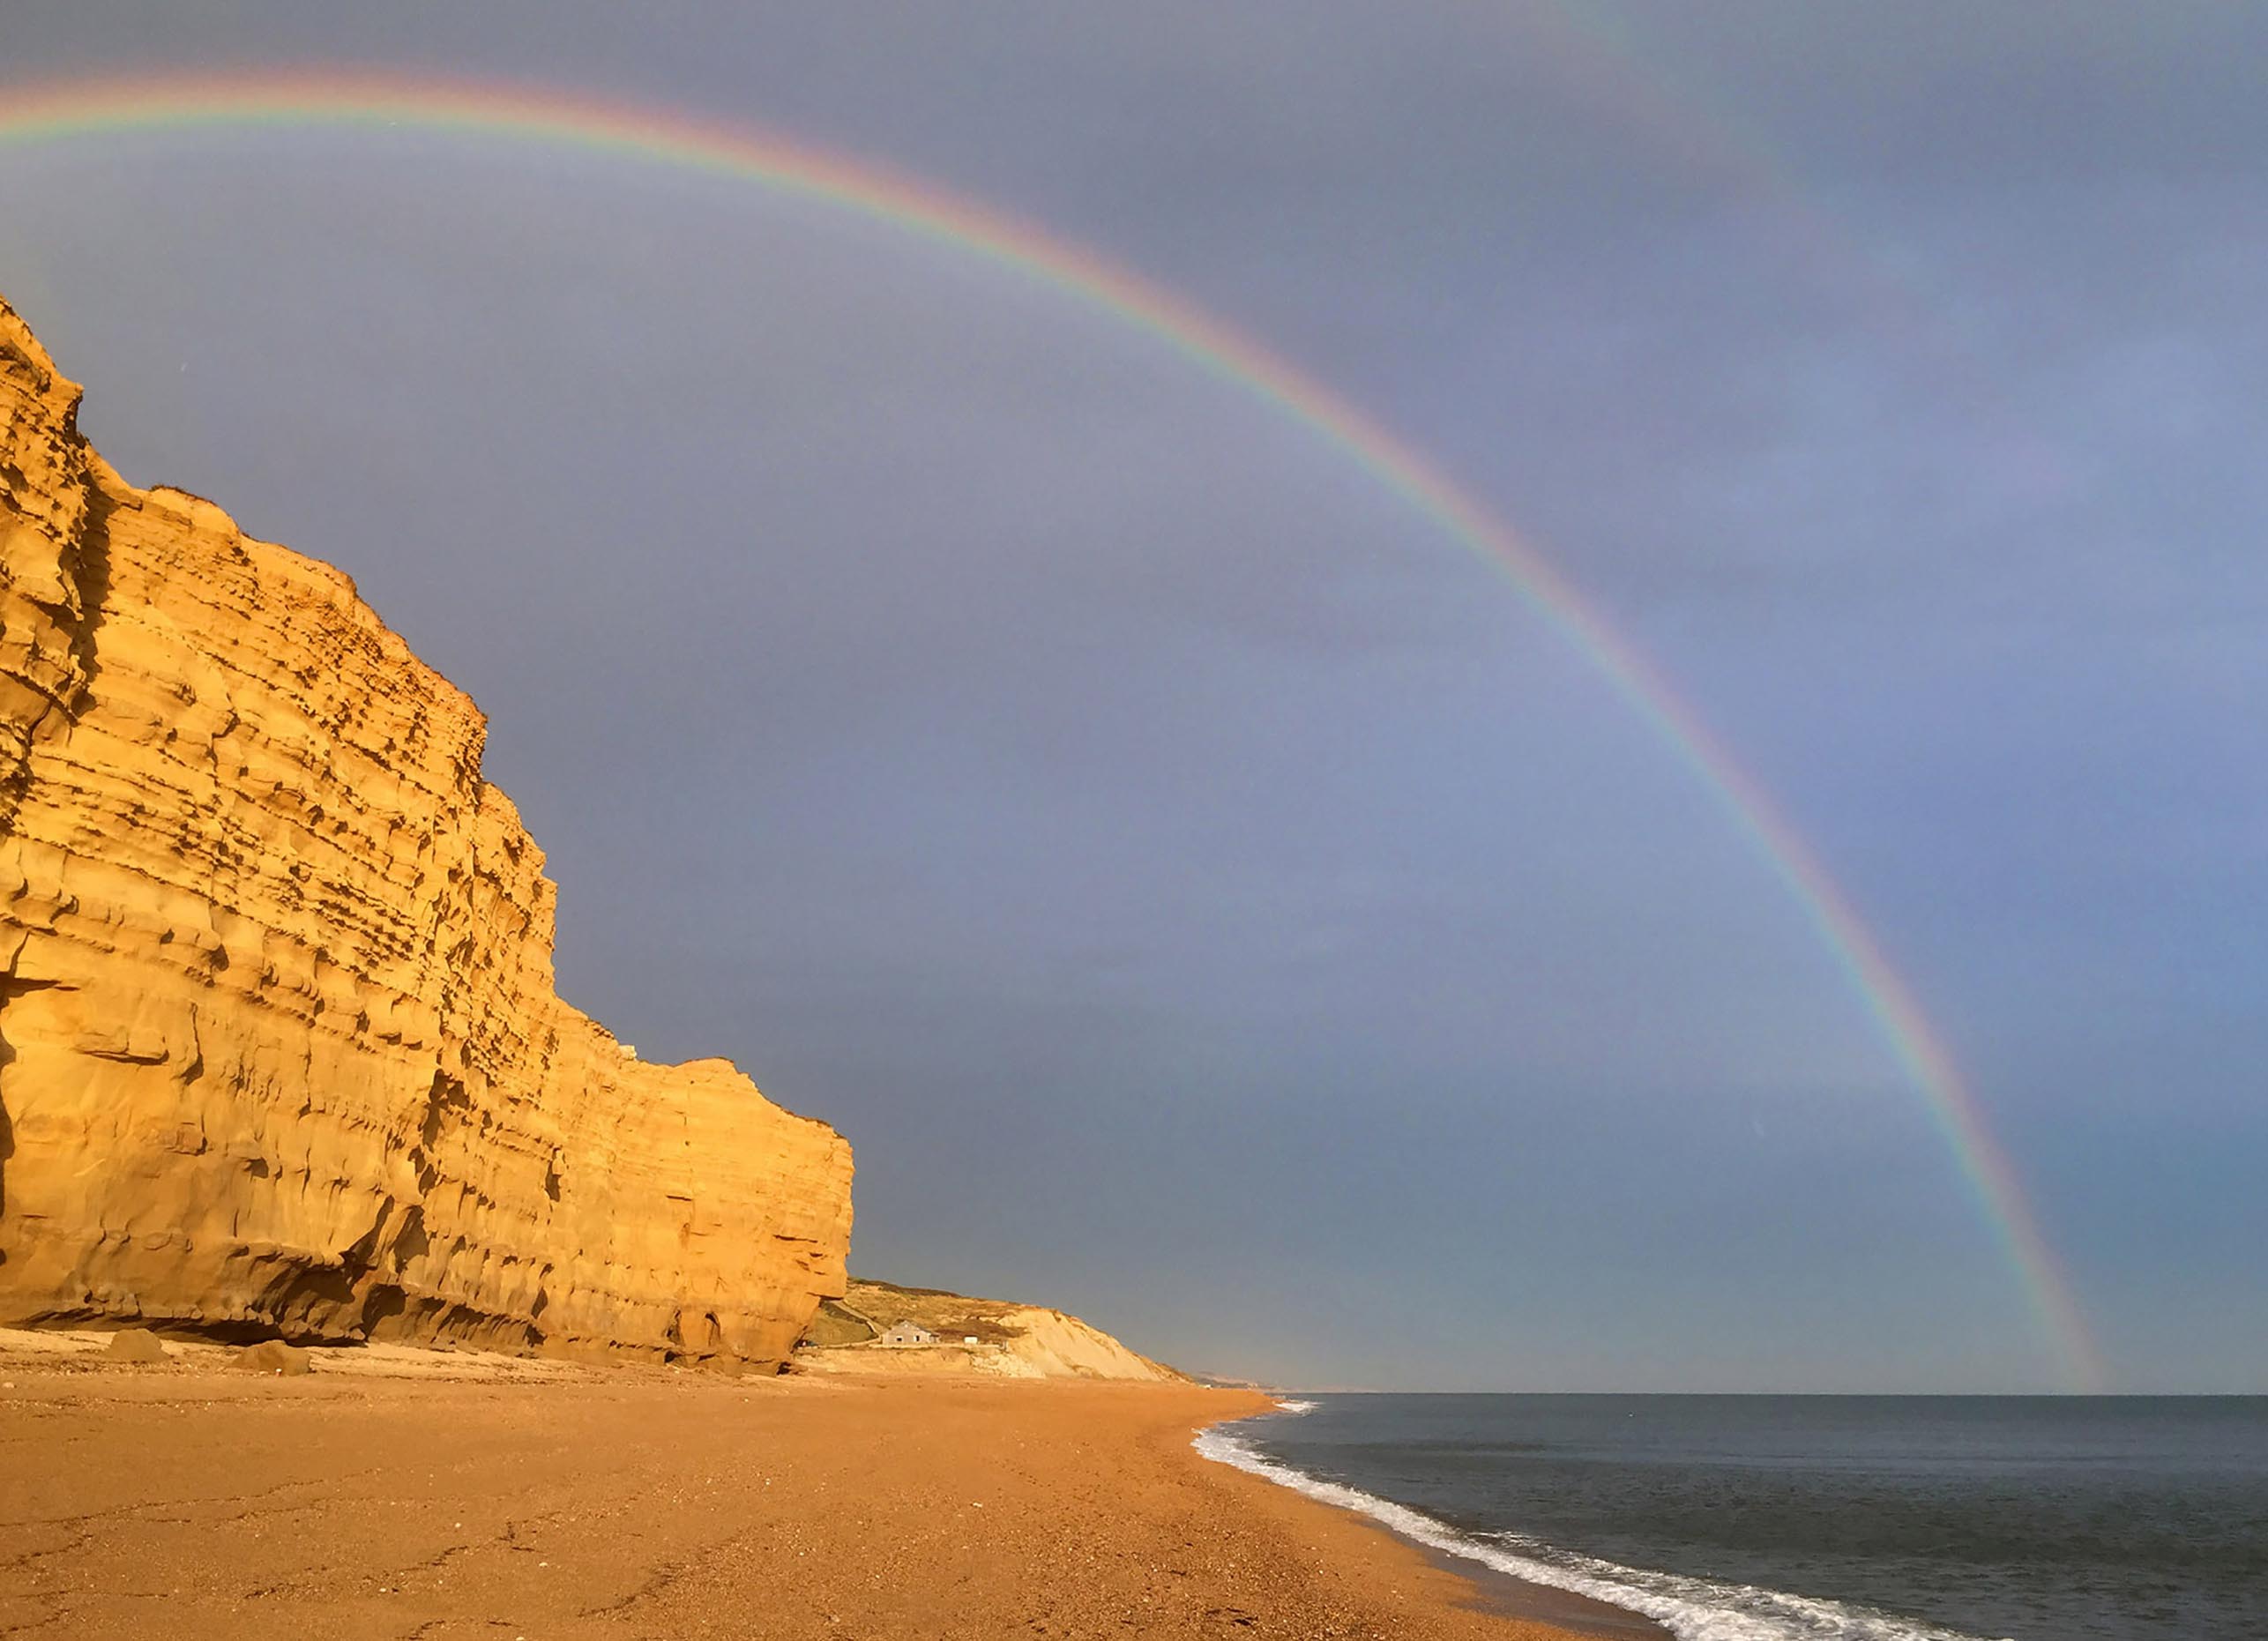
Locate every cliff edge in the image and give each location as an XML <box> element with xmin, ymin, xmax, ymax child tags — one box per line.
<box><xmin>0</xmin><ymin>294</ymin><xmax>852</xmax><ymax>1369</ymax></box>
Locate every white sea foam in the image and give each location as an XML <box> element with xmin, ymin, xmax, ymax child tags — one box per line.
<box><xmin>1192</xmin><ymin>1414</ymin><xmax>2008</xmax><ymax>1641</ymax></box>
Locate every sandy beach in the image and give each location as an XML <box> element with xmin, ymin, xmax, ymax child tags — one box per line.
<box><xmin>0</xmin><ymin>1332</ymin><xmax>1613</xmax><ymax>1640</ymax></box>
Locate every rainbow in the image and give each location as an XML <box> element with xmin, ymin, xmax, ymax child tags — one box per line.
<box><xmin>0</xmin><ymin>70</ymin><xmax>2105</xmax><ymax>1389</ymax></box>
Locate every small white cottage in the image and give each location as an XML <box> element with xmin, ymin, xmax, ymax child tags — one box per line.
<box><xmin>879</xmin><ymin>1321</ymin><xmax>936</xmax><ymax>1347</ymax></box>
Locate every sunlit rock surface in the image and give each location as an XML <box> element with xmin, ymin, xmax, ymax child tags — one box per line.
<box><xmin>0</xmin><ymin>295</ymin><xmax>852</xmax><ymax>1367</ymax></box>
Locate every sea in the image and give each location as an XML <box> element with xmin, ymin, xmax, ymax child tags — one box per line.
<box><xmin>1194</xmin><ymin>1394</ymin><xmax>2268</xmax><ymax>1641</ymax></box>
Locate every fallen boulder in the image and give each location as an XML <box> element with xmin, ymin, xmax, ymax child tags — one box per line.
<box><xmin>229</xmin><ymin>1340</ymin><xmax>313</xmax><ymax>1376</ymax></box>
<box><xmin>104</xmin><ymin>1328</ymin><xmax>168</xmax><ymax>1363</ymax></box>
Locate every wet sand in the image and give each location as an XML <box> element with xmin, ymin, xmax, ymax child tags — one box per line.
<box><xmin>0</xmin><ymin>1331</ymin><xmax>1625</xmax><ymax>1639</ymax></box>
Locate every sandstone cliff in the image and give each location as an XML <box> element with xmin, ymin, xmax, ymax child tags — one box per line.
<box><xmin>0</xmin><ymin>295</ymin><xmax>852</xmax><ymax>1368</ymax></box>
<box><xmin>797</xmin><ymin>1279</ymin><xmax>1184</xmax><ymax>1381</ymax></box>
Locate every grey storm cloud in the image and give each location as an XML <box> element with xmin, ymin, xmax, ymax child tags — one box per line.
<box><xmin>1</xmin><ymin>0</ymin><xmax>2263</xmax><ymax>1390</ymax></box>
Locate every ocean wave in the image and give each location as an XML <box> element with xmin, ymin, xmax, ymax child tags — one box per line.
<box><xmin>1192</xmin><ymin>1419</ymin><xmax>2008</xmax><ymax>1641</ymax></box>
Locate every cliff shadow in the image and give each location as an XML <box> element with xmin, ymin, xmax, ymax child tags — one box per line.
<box><xmin>0</xmin><ymin>1016</ymin><xmax>15</xmax><ymax>1264</ymax></box>
<box><xmin>0</xmin><ymin>489</ymin><xmax>114</xmax><ymax>841</ymax></box>
<box><xmin>63</xmin><ymin>485</ymin><xmax>117</xmax><ymax>702</ymax></box>
<box><xmin>0</xmin><ymin>975</ymin><xmax>56</xmax><ymax>1265</ymax></box>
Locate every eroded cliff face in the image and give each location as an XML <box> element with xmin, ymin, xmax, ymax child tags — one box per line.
<box><xmin>0</xmin><ymin>295</ymin><xmax>852</xmax><ymax>1367</ymax></box>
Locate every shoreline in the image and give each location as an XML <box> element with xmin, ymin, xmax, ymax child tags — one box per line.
<box><xmin>1414</xmin><ymin>1541</ymin><xmax>1672</xmax><ymax>1640</ymax></box>
<box><xmin>0</xmin><ymin>1330</ymin><xmax>1605</xmax><ymax>1638</ymax></box>
<box><xmin>1195</xmin><ymin>1399</ymin><xmax>1670</xmax><ymax>1641</ymax></box>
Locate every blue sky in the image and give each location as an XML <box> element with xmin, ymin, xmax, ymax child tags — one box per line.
<box><xmin>3</xmin><ymin>2</ymin><xmax>2262</xmax><ymax>1390</ymax></box>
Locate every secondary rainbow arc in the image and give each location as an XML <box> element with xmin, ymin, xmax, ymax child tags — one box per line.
<box><xmin>1532</xmin><ymin>0</ymin><xmax>2081</xmax><ymax>503</ymax></box>
<box><xmin>0</xmin><ymin>69</ymin><xmax>2107</xmax><ymax>1390</ymax></box>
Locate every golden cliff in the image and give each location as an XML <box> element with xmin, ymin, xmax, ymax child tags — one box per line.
<box><xmin>0</xmin><ymin>295</ymin><xmax>852</xmax><ymax>1369</ymax></box>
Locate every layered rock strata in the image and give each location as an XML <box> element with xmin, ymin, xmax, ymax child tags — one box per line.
<box><xmin>0</xmin><ymin>295</ymin><xmax>851</xmax><ymax>1367</ymax></box>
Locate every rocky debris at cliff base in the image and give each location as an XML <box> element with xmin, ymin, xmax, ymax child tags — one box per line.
<box><xmin>0</xmin><ymin>1325</ymin><xmax>638</xmax><ymax>1384</ymax></box>
<box><xmin>103</xmin><ymin>1328</ymin><xmax>168</xmax><ymax>1363</ymax></box>
<box><xmin>230</xmin><ymin>1340</ymin><xmax>313</xmax><ymax>1376</ymax></box>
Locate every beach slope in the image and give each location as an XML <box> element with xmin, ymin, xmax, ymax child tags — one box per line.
<box><xmin>0</xmin><ymin>1339</ymin><xmax>1590</xmax><ymax>1639</ymax></box>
